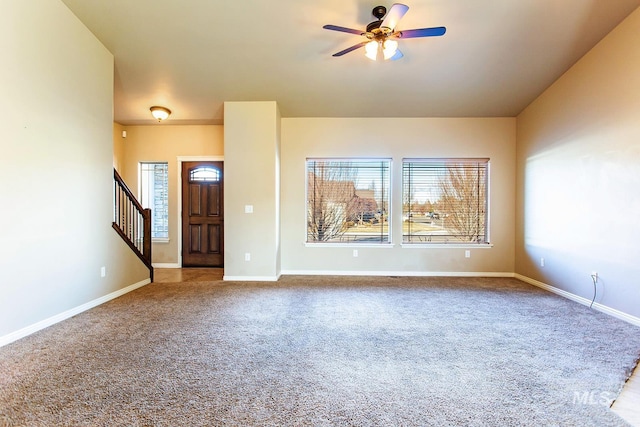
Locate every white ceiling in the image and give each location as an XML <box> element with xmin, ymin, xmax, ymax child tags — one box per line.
<box><xmin>60</xmin><ymin>0</ymin><xmax>640</xmax><ymax>125</ymax></box>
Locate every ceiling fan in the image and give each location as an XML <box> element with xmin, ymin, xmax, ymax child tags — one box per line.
<box><xmin>323</xmin><ymin>3</ymin><xmax>446</xmax><ymax>61</ymax></box>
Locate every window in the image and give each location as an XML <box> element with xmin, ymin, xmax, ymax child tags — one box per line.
<box><xmin>139</xmin><ymin>162</ymin><xmax>169</xmax><ymax>240</ymax></box>
<box><xmin>306</xmin><ymin>159</ymin><xmax>391</xmax><ymax>244</ymax></box>
<box><xmin>189</xmin><ymin>167</ymin><xmax>220</xmax><ymax>182</ymax></box>
<box><xmin>402</xmin><ymin>158</ymin><xmax>489</xmax><ymax>244</ymax></box>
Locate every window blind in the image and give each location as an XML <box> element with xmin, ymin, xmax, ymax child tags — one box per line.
<box><xmin>306</xmin><ymin>159</ymin><xmax>391</xmax><ymax>243</ymax></box>
<box><xmin>402</xmin><ymin>159</ymin><xmax>489</xmax><ymax>244</ymax></box>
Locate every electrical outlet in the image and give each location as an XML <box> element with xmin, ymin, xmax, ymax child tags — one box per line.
<box><xmin>540</xmin><ymin>257</ymin><xmax>545</xmax><ymax>267</ymax></box>
<box><xmin>353</xmin><ymin>249</ymin><xmax>358</xmax><ymax>257</ymax></box>
<box><xmin>465</xmin><ymin>250</ymin><xmax>470</xmax><ymax>258</ymax></box>
<box><xmin>100</xmin><ymin>266</ymin><xmax>106</xmax><ymax>278</ymax></box>
<box><xmin>244</xmin><ymin>253</ymin><xmax>251</xmax><ymax>261</ymax></box>
<box><xmin>591</xmin><ymin>271</ymin><xmax>598</xmax><ymax>282</ymax></box>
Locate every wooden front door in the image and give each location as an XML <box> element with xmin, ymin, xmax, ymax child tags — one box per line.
<box><xmin>181</xmin><ymin>161</ymin><xmax>224</xmax><ymax>267</ymax></box>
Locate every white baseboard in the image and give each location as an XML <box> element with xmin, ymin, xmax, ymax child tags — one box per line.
<box><xmin>223</xmin><ymin>275</ymin><xmax>280</xmax><ymax>282</ymax></box>
<box><xmin>0</xmin><ymin>278</ymin><xmax>151</xmax><ymax>348</ymax></box>
<box><xmin>152</xmin><ymin>263</ymin><xmax>180</xmax><ymax>268</ymax></box>
<box><xmin>280</xmin><ymin>270</ymin><xmax>515</xmax><ymax>278</ymax></box>
<box><xmin>515</xmin><ymin>274</ymin><xmax>640</xmax><ymax>327</ymax></box>
<box><xmin>224</xmin><ymin>270</ymin><xmax>514</xmax><ymax>281</ymax></box>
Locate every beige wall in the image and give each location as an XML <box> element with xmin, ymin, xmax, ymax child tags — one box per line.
<box><xmin>119</xmin><ymin>125</ymin><xmax>224</xmax><ymax>264</ymax></box>
<box><xmin>118</xmin><ymin>114</ymin><xmax>516</xmax><ymax>277</ymax></box>
<box><xmin>113</xmin><ymin>122</ymin><xmax>126</xmax><ymax>172</ymax></box>
<box><xmin>281</xmin><ymin>117</ymin><xmax>516</xmax><ymax>275</ymax></box>
<box><xmin>516</xmin><ymin>7</ymin><xmax>640</xmax><ymax>317</ymax></box>
<box><xmin>0</xmin><ymin>0</ymin><xmax>149</xmax><ymax>342</ymax></box>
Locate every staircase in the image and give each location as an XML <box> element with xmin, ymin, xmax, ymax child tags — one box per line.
<box><xmin>112</xmin><ymin>169</ymin><xmax>154</xmax><ymax>281</ymax></box>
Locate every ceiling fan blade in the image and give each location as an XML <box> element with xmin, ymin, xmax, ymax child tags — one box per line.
<box><xmin>390</xmin><ymin>49</ymin><xmax>404</xmax><ymax>61</ymax></box>
<box><xmin>381</xmin><ymin>3</ymin><xmax>409</xmax><ymax>31</ymax></box>
<box><xmin>323</xmin><ymin>25</ymin><xmax>364</xmax><ymax>35</ymax></box>
<box><xmin>332</xmin><ymin>41</ymin><xmax>368</xmax><ymax>57</ymax></box>
<box><xmin>394</xmin><ymin>26</ymin><xmax>447</xmax><ymax>38</ymax></box>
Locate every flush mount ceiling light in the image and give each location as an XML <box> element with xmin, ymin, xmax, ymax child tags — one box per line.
<box><xmin>150</xmin><ymin>106</ymin><xmax>171</xmax><ymax>122</ymax></box>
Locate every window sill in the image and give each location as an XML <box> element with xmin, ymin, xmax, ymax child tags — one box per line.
<box><xmin>305</xmin><ymin>242</ymin><xmax>394</xmax><ymax>248</ymax></box>
<box><xmin>152</xmin><ymin>238</ymin><xmax>170</xmax><ymax>244</ymax></box>
<box><xmin>401</xmin><ymin>243</ymin><xmax>493</xmax><ymax>249</ymax></box>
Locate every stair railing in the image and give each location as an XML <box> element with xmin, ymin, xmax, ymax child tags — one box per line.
<box><xmin>112</xmin><ymin>169</ymin><xmax>153</xmax><ymax>281</ymax></box>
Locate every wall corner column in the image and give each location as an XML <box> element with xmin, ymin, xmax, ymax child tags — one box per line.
<box><xmin>223</xmin><ymin>102</ymin><xmax>281</xmax><ymax>280</ymax></box>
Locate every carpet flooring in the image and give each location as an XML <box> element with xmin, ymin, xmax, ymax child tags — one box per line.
<box><xmin>1</xmin><ymin>275</ymin><xmax>639</xmax><ymax>426</ymax></box>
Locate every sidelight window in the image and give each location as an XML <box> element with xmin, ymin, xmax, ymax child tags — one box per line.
<box><xmin>139</xmin><ymin>162</ymin><xmax>169</xmax><ymax>240</ymax></box>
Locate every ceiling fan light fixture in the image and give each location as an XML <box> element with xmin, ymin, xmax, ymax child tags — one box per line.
<box><xmin>382</xmin><ymin>39</ymin><xmax>398</xmax><ymax>60</ymax></box>
<box><xmin>150</xmin><ymin>106</ymin><xmax>171</xmax><ymax>122</ymax></box>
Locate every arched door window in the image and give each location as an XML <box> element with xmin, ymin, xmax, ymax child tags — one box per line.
<box><xmin>189</xmin><ymin>167</ymin><xmax>221</xmax><ymax>182</ymax></box>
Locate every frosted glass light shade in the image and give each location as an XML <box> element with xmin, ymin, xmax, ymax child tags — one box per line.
<box><xmin>365</xmin><ymin>41</ymin><xmax>379</xmax><ymax>61</ymax></box>
<box><xmin>383</xmin><ymin>40</ymin><xmax>398</xmax><ymax>60</ymax></box>
<box><xmin>150</xmin><ymin>106</ymin><xmax>171</xmax><ymax>121</ymax></box>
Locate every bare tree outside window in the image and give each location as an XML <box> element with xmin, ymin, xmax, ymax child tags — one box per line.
<box><xmin>307</xmin><ymin>161</ymin><xmax>356</xmax><ymax>242</ymax></box>
<box><xmin>347</xmin><ymin>189</ymin><xmax>379</xmax><ymax>225</ymax></box>
<box><xmin>439</xmin><ymin>163</ymin><xmax>487</xmax><ymax>242</ymax></box>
